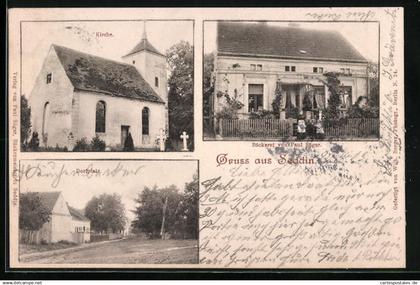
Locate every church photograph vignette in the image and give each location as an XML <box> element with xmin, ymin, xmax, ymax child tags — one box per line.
<box><xmin>203</xmin><ymin>20</ymin><xmax>380</xmax><ymax>142</ymax></box>
<box><xmin>15</xmin><ymin>159</ymin><xmax>199</xmax><ymax>266</ymax></box>
<box><xmin>19</xmin><ymin>20</ymin><xmax>195</xmax><ymax>152</ymax></box>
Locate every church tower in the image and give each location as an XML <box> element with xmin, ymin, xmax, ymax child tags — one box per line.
<box><xmin>122</xmin><ymin>21</ymin><xmax>168</xmax><ymax>107</ymax></box>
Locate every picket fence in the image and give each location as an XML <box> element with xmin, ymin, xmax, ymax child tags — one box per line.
<box><xmin>219</xmin><ymin>117</ymin><xmax>379</xmax><ymax>139</ymax></box>
<box><xmin>219</xmin><ymin>118</ymin><xmax>292</xmax><ymax>139</ymax></box>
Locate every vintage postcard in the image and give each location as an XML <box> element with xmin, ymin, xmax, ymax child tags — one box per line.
<box><xmin>8</xmin><ymin>7</ymin><xmax>404</xmax><ymax>269</ymax></box>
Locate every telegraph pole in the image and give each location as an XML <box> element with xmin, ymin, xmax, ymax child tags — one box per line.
<box><xmin>160</xmin><ymin>196</ymin><xmax>168</xmax><ymax>240</ymax></box>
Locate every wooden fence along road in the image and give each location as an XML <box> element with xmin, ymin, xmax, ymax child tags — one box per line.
<box><xmin>219</xmin><ymin>117</ymin><xmax>379</xmax><ymax>140</ymax></box>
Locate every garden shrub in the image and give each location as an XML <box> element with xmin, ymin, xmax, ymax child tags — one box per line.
<box><xmin>73</xmin><ymin>137</ymin><xmax>89</xmax><ymax>152</ymax></box>
<box><xmin>90</xmin><ymin>135</ymin><xmax>106</xmax><ymax>151</ymax></box>
<box><xmin>249</xmin><ymin>110</ymin><xmax>275</xmax><ymax>119</ymax></box>
<box><xmin>28</xmin><ymin>132</ymin><xmax>40</xmax><ymax>151</ymax></box>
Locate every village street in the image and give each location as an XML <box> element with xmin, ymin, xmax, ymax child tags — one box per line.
<box><xmin>20</xmin><ymin>238</ymin><xmax>198</xmax><ymax>264</ymax></box>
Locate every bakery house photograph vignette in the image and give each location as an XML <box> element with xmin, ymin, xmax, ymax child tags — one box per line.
<box><xmin>203</xmin><ymin>20</ymin><xmax>379</xmax><ymax>141</ymax></box>
<box><xmin>19</xmin><ymin>19</ymin><xmax>194</xmax><ymax>152</ymax></box>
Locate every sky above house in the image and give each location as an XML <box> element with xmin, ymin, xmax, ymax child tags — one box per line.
<box><xmin>21</xmin><ymin>20</ymin><xmax>193</xmax><ymax>97</ymax></box>
<box><xmin>19</xmin><ymin>160</ymin><xmax>198</xmax><ymax>222</ymax></box>
<box><xmin>203</xmin><ymin>21</ymin><xmax>379</xmax><ymax>63</ymax></box>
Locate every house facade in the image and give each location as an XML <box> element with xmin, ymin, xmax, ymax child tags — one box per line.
<box><xmin>213</xmin><ymin>22</ymin><xmax>370</xmax><ymax>119</ymax></box>
<box><xmin>30</xmin><ymin>29</ymin><xmax>167</xmax><ymax>150</ymax></box>
<box><xmin>27</xmin><ymin>192</ymin><xmax>90</xmax><ymax>244</ymax></box>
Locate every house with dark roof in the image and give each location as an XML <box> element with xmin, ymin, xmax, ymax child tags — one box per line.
<box><xmin>30</xmin><ymin>24</ymin><xmax>167</xmax><ymax>150</ymax></box>
<box><xmin>21</xmin><ymin>192</ymin><xmax>90</xmax><ymax>244</ymax></box>
<box><xmin>213</xmin><ymin>22</ymin><xmax>370</xmax><ymax>120</ymax></box>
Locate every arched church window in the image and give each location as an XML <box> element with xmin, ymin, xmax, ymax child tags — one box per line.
<box><xmin>155</xmin><ymin>77</ymin><xmax>159</xmax><ymax>87</ymax></box>
<box><xmin>42</xmin><ymin>102</ymin><xmax>50</xmax><ymax>136</ymax></box>
<box><xmin>142</xmin><ymin>107</ymin><xmax>149</xmax><ymax>135</ymax></box>
<box><xmin>95</xmin><ymin>101</ymin><xmax>106</xmax><ymax>133</ymax></box>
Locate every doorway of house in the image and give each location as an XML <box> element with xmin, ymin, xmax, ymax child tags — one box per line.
<box><xmin>121</xmin><ymin>125</ymin><xmax>130</xmax><ymax>146</ymax></box>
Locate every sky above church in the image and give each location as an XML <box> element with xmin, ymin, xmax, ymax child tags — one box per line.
<box><xmin>21</xmin><ymin>20</ymin><xmax>193</xmax><ymax>97</ymax></box>
<box><xmin>203</xmin><ymin>21</ymin><xmax>379</xmax><ymax>63</ymax></box>
<box><xmin>19</xmin><ymin>160</ymin><xmax>198</xmax><ymax>222</ymax></box>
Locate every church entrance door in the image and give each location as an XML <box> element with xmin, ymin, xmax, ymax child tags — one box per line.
<box><xmin>121</xmin><ymin>125</ymin><xmax>130</xmax><ymax>146</ymax></box>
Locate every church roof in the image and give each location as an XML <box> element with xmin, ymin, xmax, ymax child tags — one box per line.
<box><xmin>217</xmin><ymin>22</ymin><xmax>368</xmax><ymax>63</ymax></box>
<box><xmin>32</xmin><ymin>191</ymin><xmax>61</xmax><ymax>213</ymax></box>
<box><xmin>123</xmin><ymin>38</ymin><xmax>165</xmax><ymax>57</ymax></box>
<box><xmin>67</xmin><ymin>205</ymin><xmax>90</xmax><ymax>222</ymax></box>
<box><xmin>52</xmin><ymin>45</ymin><xmax>164</xmax><ymax>104</ymax></box>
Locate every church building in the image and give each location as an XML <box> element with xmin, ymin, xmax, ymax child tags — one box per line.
<box><xmin>29</xmin><ymin>24</ymin><xmax>168</xmax><ymax>150</ymax></box>
<box><xmin>212</xmin><ymin>22</ymin><xmax>370</xmax><ymax>119</ymax></box>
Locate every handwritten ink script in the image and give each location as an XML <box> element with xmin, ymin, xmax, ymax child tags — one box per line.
<box><xmin>15</xmin><ymin>161</ymin><xmax>145</xmax><ymax>188</ymax></box>
<box><xmin>200</xmin><ymin>146</ymin><xmax>404</xmax><ymax>268</ymax></box>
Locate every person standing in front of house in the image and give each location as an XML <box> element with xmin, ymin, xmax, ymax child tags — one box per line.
<box><xmin>297</xmin><ymin>111</ymin><xmax>306</xmax><ymax>140</ymax></box>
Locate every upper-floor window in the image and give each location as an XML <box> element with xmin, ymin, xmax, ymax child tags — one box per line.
<box><xmin>132</xmin><ymin>60</ymin><xmax>136</xmax><ymax>64</ymax></box>
<box><xmin>313</xmin><ymin>67</ymin><xmax>324</xmax><ymax>73</ymax></box>
<box><xmin>250</xmin><ymin>64</ymin><xmax>256</xmax><ymax>71</ymax></box>
<box><xmin>340</xmin><ymin>68</ymin><xmax>351</xmax><ymax>75</ymax></box>
<box><xmin>256</xmin><ymin>64</ymin><xmax>262</xmax><ymax>71</ymax></box>
<box><xmin>285</xmin><ymin>66</ymin><xmax>296</xmax><ymax>72</ymax></box>
<box><xmin>155</xmin><ymin>77</ymin><xmax>159</xmax><ymax>87</ymax></box>
<box><xmin>46</xmin><ymin>73</ymin><xmax>52</xmax><ymax>84</ymax></box>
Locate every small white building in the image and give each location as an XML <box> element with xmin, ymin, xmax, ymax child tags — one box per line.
<box><xmin>212</xmin><ymin>22</ymin><xmax>370</xmax><ymax>118</ymax></box>
<box><xmin>25</xmin><ymin>192</ymin><xmax>91</xmax><ymax>244</ymax></box>
<box><xmin>29</xmin><ymin>28</ymin><xmax>167</xmax><ymax>150</ymax></box>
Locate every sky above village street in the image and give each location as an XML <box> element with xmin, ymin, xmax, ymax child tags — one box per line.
<box><xmin>19</xmin><ymin>160</ymin><xmax>198</xmax><ymax>222</ymax></box>
<box><xmin>203</xmin><ymin>21</ymin><xmax>379</xmax><ymax>63</ymax></box>
<box><xmin>21</xmin><ymin>20</ymin><xmax>194</xmax><ymax>97</ymax></box>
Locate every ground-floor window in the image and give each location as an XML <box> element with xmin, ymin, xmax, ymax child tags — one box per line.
<box><xmin>248</xmin><ymin>84</ymin><xmax>264</xmax><ymax>112</ymax></box>
<box><xmin>142</xmin><ymin>107</ymin><xmax>150</xmax><ymax>135</ymax></box>
<box><xmin>313</xmin><ymin>86</ymin><xmax>326</xmax><ymax>110</ymax></box>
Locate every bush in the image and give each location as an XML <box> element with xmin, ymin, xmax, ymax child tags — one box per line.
<box><xmin>271</xmin><ymin>82</ymin><xmax>284</xmax><ymax>118</ymax></box>
<box><xmin>90</xmin><ymin>135</ymin><xmax>106</xmax><ymax>151</ymax></box>
<box><xmin>42</xmin><ymin>145</ymin><xmax>68</xmax><ymax>152</ymax></box>
<box><xmin>249</xmin><ymin>110</ymin><xmax>275</xmax><ymax>119</ymax></box>
<box><xmin>216</xmin><ymin>106</ymin><xmax>238</xmax><ymax>120</ymax></box>
<box><xmin>286</xmin><ymin>107</ymin><xmax>299</xmax><ymax>119</ymax></box>
<box><xmin>73</xmin><ymin>137</ymin><xmax>89</xmax><ymax>152</ymax></box>
<box><xmin>123</xmin><ymin>133</ymin><xmax>134</xmax><ymax>151</ymax></box>
<box><xmin>348</xmin><ymin>105</ymin><xmax>379</xmax><ymax>118</ymax></box>
<box><xmin>303</xmin><ymin>92</ymin><xmax>313</xmax><ymax>111</ymax></box>
<box><xmin>28</xmin><ymin>132</ymin><xmax>40</xmax><ymax>151</ymax></box>
<box><xmin>305</xmin><ymin>121</ymin><xmax>317</xmax><ymax>139</ymax></box>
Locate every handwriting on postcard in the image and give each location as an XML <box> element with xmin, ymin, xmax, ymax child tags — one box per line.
<box><xmin>200</xmin><ymin>145</ymin><xmax>403</xmax><ymax>267</ymax></box>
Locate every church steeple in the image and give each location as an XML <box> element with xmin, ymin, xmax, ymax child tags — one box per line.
<box><xmin>122</xmin><ymin>20</ymin><xmax>165</xmax><ymax>58</ymax></box>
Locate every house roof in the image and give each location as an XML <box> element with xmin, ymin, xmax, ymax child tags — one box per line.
<box><xmin>123</xmin><ymin>38</ymin><xmax>165</xmax><ymax>57</ymax></box>
<box><xmin>52</xmin><ymin>44</ymin><xmax>164</xmax><ymax>104</ymax></box>
<box><xmin>217</xmin><ymin>22</ymin><xmax>368</xmax><ymax>63</ymax></box>
<box><xmin>67</xmin><ymin>205</ymin><xmax>90</xmax><ymax>222</ymax></box>
<box><xmin>33</xmin><ymin>192</ymin><xmax>61</xmax><ymax>213</ymax></box>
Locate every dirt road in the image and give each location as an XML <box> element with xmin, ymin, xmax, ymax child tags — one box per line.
<box><xmin>20</xmin><ymin>238</ymin><xmax>198</xmax><ymax>264</ymax></box>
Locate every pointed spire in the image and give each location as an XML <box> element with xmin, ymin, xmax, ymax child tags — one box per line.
<box><xmin>142</xmin><ymin>20</ymin><xmax>147</xmax><ymax>41</ymax></box>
